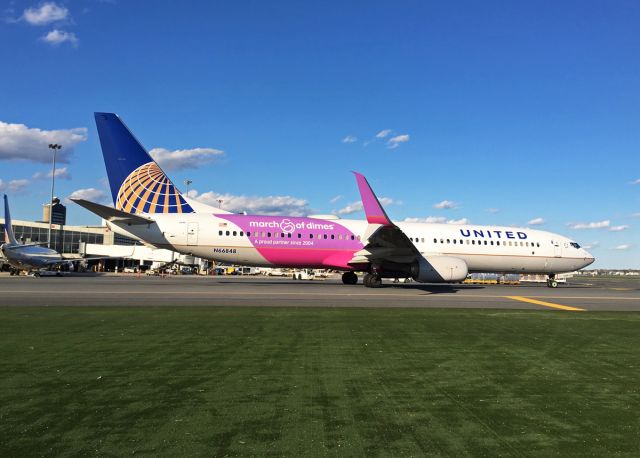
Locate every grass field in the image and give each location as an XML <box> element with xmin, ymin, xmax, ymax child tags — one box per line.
<box><xmin>1</xmin><ymin>307</ymin><xmax>639</xmax><ymax>457</ymax></box>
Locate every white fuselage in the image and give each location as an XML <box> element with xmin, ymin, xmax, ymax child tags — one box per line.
<box><xmin>106</xmin><ymin>213</ymin><xmax>594</xmax><ymax>274</ymax></box>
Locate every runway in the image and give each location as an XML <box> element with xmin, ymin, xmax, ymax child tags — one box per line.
<box><xmin>0</xmin><ymin>273</ymin><xmax>638</xmax><ymax>311</ymax></box>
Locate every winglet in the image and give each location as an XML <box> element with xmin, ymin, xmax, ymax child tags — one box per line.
<box><xmin>3</xmin><ymin>194</ymin><xmax>18</xmax><ymax>244</ymax></box>
<box><xmin>352</xmin><ymin>172</ymin><xmax>393</xmax><ymax>226</ymax></box>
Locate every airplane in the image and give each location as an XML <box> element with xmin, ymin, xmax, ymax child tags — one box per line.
<box><xmin>1</xmin><ymin>194</ymin><xmax>69</xmax><ymax>276</ymax></box>
<box><xmin>73</xmin><ymin>112</ymin><xmax>595</xmax><ymax>288</ymax></box>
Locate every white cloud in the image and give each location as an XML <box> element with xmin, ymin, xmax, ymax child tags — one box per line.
<box><xmin>376</xmin><ymin>129</ymin><xmax>392</xmax><ymax>139</ymax></box>
<box><xmin>32</xmin><ymin>167</ymin><xmax>71</xmax><ymax>181</ymax></box>
<box><xmin>387</xmin><ymin>134</ymin><xmax>410</xmax><ymax>149</ymax></box>
<box><xmin>434</xmin><ymin>200</ymin><xmax>457</xmax><ymax>210</ymax></box>
<box><xmin>404</xmin><ymin>216</ymin><xmax>469</xmax><ymax>225</ymax></box>
<box><xmin>0</xmin><ymin>179</ymin><xmax>30</xmax><ymax>192</ymax></box>
<box><xmin>337</xmin><ymin>201</ymin><xmax>362</xmax><ymax>215</ymax></box>
<box><xmin>329</xmin><ymin>195</ymin><xmax>342</xmax><ymax>204</ymax></box>
<box><xmin>149</xmin><ymin>147</ymin><xmax>224</xmax><ymax>171</ymax></box>
<box><xmin>582</xmin><ymin>241</ymin><xmax>600</xmax><ymax>250</ymax></box>
<box><xmin>527</xmin><ymin>217</ymin><xmax>545</xmax><ymax>226</ymax></box>
<box><xmin>67</xmin><ymin>188</ymin><xmax>109</xmax><ymax>204</ymax></box>
<box><xmin>191</xmin><ymin>190</ymin><xmax>310</xmax><ymax>216</ymax></box>
<box><xmin>23</xmin><ymin>2</ymin><xmax>68</xmax><ymax>25</ymax></box>
<box><xmin>0</xmin><ymin>121</ymin><xmax>87</xmax><ymax>163</ymax></box>
<box><xmin>337</xmin><ymin>197</ymin><xmax>398</xmax><ymax>215</ymax></box>
<box><xmin>632</xmin><ymin>178</ymin><xmax>640</xmax><ymax>185</ymax></box>
<box><xmin>405</xmin><ymin>216</ymin><xmax>445</xmax><ymax>224</ymax></box>
<box><xmin>613</xmin><ymin>244</ymin><xmax>631</xmax><ymax>251</ymax></box>
<box><xmin>41</xmin><ymin>29</ymin><xmax>78</xmax><ymax>46</ymax></box>
<box><xmin>609</xmin><ymin>225</ymin><xmax>630</xmax><ymax>232</ymax></box>
<box><xmin>341</xmin><ymin>135</ymin><xmax>357</xmax><ymax>143</ymax></box>
<box><xmin>446</xmin><ymin>218</ymin><xmax>469</xmax><ymax>225</ymax></box>
<box><xmin>487</xmin><ymin>208</ymin><xmax>499</xmax><ymax>214</ymax></box>
<box><xmin>632</xmin><ymin>213</ymin><xmax>640</xmax><ymax>219</ymax></box>
<box><xmin>568</xmin><ymin>220</ymin><xmax>610</xmax><ymax>230</ymax></box>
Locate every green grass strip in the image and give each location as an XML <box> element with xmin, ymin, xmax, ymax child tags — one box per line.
<box><xmin>1</xmin><ymin>307</ymin><xmax>639</xmax><ymax>457</ymax></box>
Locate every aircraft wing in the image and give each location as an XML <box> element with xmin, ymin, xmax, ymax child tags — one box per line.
<box><xmin>348</xmin><ymin>173</ymin><xmax>420</xmax><ymax>265</ymax></box>
<box><xmin>71</xmin><ymin>199</ymin><xmax>154</xmax><ymax>225</ymax></box>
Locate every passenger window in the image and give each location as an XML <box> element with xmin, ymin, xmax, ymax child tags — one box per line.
<box><xmin>267</xmin><ymin>232</ymin><xmax>271</xmax><ymax>237</ymax></box>
<box><xmin>453</xmin><ymin>239</ymin><xmax>457</xmax><ymax>244</ymax></box>
<box><xmin>219</xmin><ymin>230</ymin><xmax>223</xmax><ymax>236</ymax></box>
<box><xmin>338</xmin><ymin>234</ymin><xmax>343</xmax><ymax>240</ymax></box>
<box><xmin>261</xmin><ymin>232</ymin><xmax>266</xmax><ymax>237</ymax></box>
<box><xmin>323</xmin><ymin>234</ymin><xmax>328</xmax><ymax>239</ymax></box>
<box><xmin>310</xmin><ymin>234</ymin><xmax>313</xmax><ymax>239</ymax></box>
<box><xmin>225</xmin><ymin>231</ymin><xmax>230</xmax><ymax>236</ymax></box>
<box><xmin>240</xmin><ymin>231</ymin><xmax>244</xmax><ymax>236</ymax></box>
<box><xmin>331</xmin><ymin>234</ymin><xmax>334</xmax><ymax>240</ymax></box>
<box><xmin>246</xmin><ymin>231</ymin><xmax>250</xmax><ymax>236</ymax></box>
<box><xmin>440</xmin><ymin>239</ymin><xmax>444</xmax><ymax>243</ymax></box>
<box><xmin>472</xmin><ymin>240</ymin><xmax>475</xmax><ymax>245</ymax></box>
<box><xmin>484</xmin><ymin>241</ymin><xmax>487</xmax><ymax>245</ymax></box>
<box><xmin>490</xmin><ymin>241</ymin><xmax>494</xmax><ymax>245</ymax></box>
<box><xmin>298</xmin><ymin>233</ymin><xmax>301</xmax><ymax>238</ymax></box>
<box><xmin>537</xmin><ymin>243</ymin><xmax>540</xmax><ymax>247</ymax></box>
<box><xmin>447</xmin><ymin>239</ymin><xmax>450</xmax><ymax>244</ymax></box>
<box><xmin>287</xmin><ymin>233</ymin><xmax>291</xmax><ymax>238</ymax></box>
<box><xmin>497</xmin><ymin>241</ymin><xmax>500</xmax><ymax>246</ymax></box>
<box><xmin>433</xmin><ymin>238</ymin><xmax>437</xmax><ymax>243</ymax></box>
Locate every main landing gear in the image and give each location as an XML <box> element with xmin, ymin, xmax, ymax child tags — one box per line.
<box><xmin>340</xmin><ymin>271</ymin><xmax>383</xmax><ymax>288</ymax></box>
<box><xmin>363</xmin><ymin>272</ymin><xmax>382</xmax><ymax>288</ymax></box>
<box><xmin>546</xmin><ymin>274</ymin><xmax>558</xmax><ymax>288</ymax></box>
<box><xmin>341</xmin><ymin>271</ymin><xmax>358</xmax><ymax>285</ymax></box>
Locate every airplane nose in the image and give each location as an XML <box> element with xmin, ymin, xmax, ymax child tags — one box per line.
<box><xmin>583</xmin><ymin>253</ymin><xmax>595</xmax><ymax>267</ymax></box>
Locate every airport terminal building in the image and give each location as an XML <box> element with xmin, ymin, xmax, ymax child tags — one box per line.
<box><xmin>0</xmin><ymin>201</ymin><xmax>204</xmax><ymax>272</ymax></box>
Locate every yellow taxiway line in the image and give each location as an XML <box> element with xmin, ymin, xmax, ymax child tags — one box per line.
<box><xmin>506</xmin><ymin>295</ymin><xmax>585</xmax><ymax>312</ymax></box>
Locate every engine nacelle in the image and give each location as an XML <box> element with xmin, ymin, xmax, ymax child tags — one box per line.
<box><xmin>411</xmin><ymin>256</ymin><xmax>468</xmax><ymax>283</ymax></box>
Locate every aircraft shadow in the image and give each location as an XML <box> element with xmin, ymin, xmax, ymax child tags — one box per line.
<box><xmin>387</xmin><ymin>284</ymin><xmax>485</xmax><ymax>294</ymax></box>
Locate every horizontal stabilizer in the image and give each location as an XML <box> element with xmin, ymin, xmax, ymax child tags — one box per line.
<box><xmin>71</xmin><ymin>199</ymin><xmax>154</xmax><ymax>225</ymax></box>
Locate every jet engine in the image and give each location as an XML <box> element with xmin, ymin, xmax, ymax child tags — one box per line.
<box><xmin>411</xmin><ymin>255</ymin><xmax>468</xmax><ymax>283</ymax></box>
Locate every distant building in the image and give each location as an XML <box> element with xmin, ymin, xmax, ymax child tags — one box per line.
<box><xmin>42</xmin><ymin>197</ymin><xmax>66</xmax><ymax>226</ymax></box>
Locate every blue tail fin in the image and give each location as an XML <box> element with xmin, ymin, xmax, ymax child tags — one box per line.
<box><xmin>3</xmin><ymin>194</ymin><xmax>18</xmax><ymax>245</ymax></box>
<box><xmin>94</xmin><ymin>112</ymin><xmax>194</xmax><ymax>214</ymax></box>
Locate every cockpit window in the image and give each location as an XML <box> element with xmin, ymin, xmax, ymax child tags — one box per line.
<box><xmin>570</xmin><ymin>242</ymin><xmax>581</xmax><ymax>249</ymax></box>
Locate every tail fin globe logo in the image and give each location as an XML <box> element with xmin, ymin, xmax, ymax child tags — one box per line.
<box><xmin>116</xmin><ymin>162</ymin><xmax>194</xmax><ymax>214</ymax></box>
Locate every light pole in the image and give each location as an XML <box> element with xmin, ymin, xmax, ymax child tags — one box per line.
<box><xmin>47</xmin><ymin>143</ymin><xmax>61</xmax><ymax>249</ymax></box>
<box><xmin>184</xmin><ymin>179</ymin><xmax>193</xmax><ymax>196</ymax></box>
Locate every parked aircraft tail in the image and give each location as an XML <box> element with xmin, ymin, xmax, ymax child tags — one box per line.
<box><xmin>94</xmin><ymin>112</ymin><xmax>195</xmax><ymax>214</ymax></box>
<box><xmin>3</xmin><ymin>194</ymin><xmax>18</xmax><ymax>245</ymax></box>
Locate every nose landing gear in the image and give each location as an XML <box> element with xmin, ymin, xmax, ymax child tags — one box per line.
<box><xmin>546</xmin><ymin>274</ymin><xmax>558</xmax><ymax>288</ymax></box>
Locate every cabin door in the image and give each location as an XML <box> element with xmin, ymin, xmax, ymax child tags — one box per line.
<box><xmin>187</xmin><ymin>223</ymin><xmax>199</xmax><ymax>245</ymax></box>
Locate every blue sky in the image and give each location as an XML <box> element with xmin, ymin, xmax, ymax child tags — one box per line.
<box><xmin>0</xmin><ymin>0</ymin><xmax>638</xmax><ymax>268</ymax></box>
